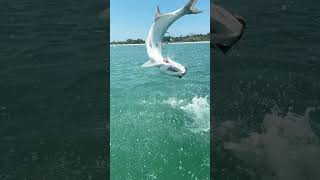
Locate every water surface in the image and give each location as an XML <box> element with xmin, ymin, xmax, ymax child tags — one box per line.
<box><xmin>111</xmin><ymin>42</ymin><xmax>210</xmax><ymax>179</ymax></box>
<box><xmin>213</xmin><ymin>1</ymin><xmax>320</xmax><ymax>179</ymax></box>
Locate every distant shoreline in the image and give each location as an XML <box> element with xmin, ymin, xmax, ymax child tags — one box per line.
<box><xmin>110</xmin><ymin>41</ymin><xmax>210</xmax><ymax>46</ymax></box>
<box><xmin>111</xmin><ymin>33</ymin><xmax>209</xmax><ymax>45</ymax></box>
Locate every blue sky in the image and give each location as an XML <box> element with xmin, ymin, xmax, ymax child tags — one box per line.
<box><xmin>110</xmin><ymin>0</ymin><xmax>210</xmax><ymax>41</ymax></box>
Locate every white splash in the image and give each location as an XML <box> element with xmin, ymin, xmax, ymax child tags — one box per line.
<box><xmin>222</xmin><ymin>107</ymin><xmax>320</xmax><ymax>179</ymax></box>
<box><xmin>165</xmin><ymin>96</ymin><xmax>210</xmax><ymax>133</ymax></box>
<box><xmin>164</xmin><ymin>97</ymin><xmax>185</xmax><ymax>108</ymax></box>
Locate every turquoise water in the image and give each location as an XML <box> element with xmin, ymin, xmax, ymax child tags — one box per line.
<box><xmin>110</xmin><ymin>42</ymin><xmax>210</xmax><ymax>179</ymax></box>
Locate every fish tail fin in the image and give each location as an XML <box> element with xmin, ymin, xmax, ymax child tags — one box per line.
<box><xmin>232</xmin><ymin>13</ymin><xmax>247</xmax><ymax>28</ymax></box>
<box><xmin>184</xmin><ymin>0</ymin><xmax>203</xmax><ymax>14</ymax></box>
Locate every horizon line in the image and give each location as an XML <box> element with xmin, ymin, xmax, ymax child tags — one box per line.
<box><xmin>110</xmin><ymin>32</ymin><xmax>210</xmax><ymax>42</ymax></box>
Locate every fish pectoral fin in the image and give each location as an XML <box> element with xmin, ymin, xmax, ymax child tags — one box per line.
<box><xmin>141</xmin><ymin>60</ymin><xmax>162</xmax><ymax>68</ymax></box>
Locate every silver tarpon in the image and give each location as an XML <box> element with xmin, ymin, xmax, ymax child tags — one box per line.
<box><xmin>142</xmin><ymin>0</ymin><xmax>202</xmax><ymax>78</ymax></box>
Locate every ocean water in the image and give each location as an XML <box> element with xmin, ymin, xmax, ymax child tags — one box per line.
<box><xmin>0</xmin><ymin>0</ymin><xmax>107</xmax><ymax>179</ymax></box>
<box><xmin>110</xmin><ymin>42</ymin><xmax>210</xmax><ymax>179</ymax></box>
<box><xmin>213</xmin><ymin>0</ymin><xmax>320</xmax><ymax>179</ymax></box>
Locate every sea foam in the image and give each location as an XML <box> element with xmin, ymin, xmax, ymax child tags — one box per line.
<box><xmin>165</xmin><ymin>96</ymin><xmax>210</xmax><ymax>133</ymax></box>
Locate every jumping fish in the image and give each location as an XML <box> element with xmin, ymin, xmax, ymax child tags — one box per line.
<box><xmin>143</xmin><ymin>0</ymin><xmax>202</xmax><ymax>78</ymax></box>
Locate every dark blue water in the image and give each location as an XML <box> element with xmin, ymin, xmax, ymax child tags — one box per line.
<box><xmin>0</xmin><ymin>0</ymin><xmax>108</xmax><ymax>179</ymax></box>
<box><xmin>213</xmin><ymin>0</ymin><xmax>320</xmax><ymax>179</ymax></box>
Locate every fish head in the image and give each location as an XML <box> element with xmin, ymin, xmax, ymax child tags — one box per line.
<box><xmin>160</xmin><ymin>58</ymin><xmax>187</xmax><ymax>78</ymax></box>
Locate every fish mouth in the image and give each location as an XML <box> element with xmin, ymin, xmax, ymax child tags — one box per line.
<box><xmin>178</xmin><ymin>67</ymin><xmax>187</xmax><ymax>79</ymax></box>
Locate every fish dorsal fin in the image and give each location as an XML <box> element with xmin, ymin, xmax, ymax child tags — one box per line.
<box><xmin>155</xmin><ymin>6</ymin><xmax>161</xmax><ymax>20</ymax></box>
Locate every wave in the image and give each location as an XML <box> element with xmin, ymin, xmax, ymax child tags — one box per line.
<box><xmin>164</xmin><ymin>96</ymin><xmax>210</xmax><ymax>133</ymax></box>
<box><xmin>220</xmin><ymin>107</ymin><xmax>320</xmax><ymax>179</ymax></box>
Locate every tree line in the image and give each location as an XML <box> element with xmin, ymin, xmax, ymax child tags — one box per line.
<box><xmin>111</xmin><ymin>33</ymin><xmax>209</xmax><ymax>44</ymax></box>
